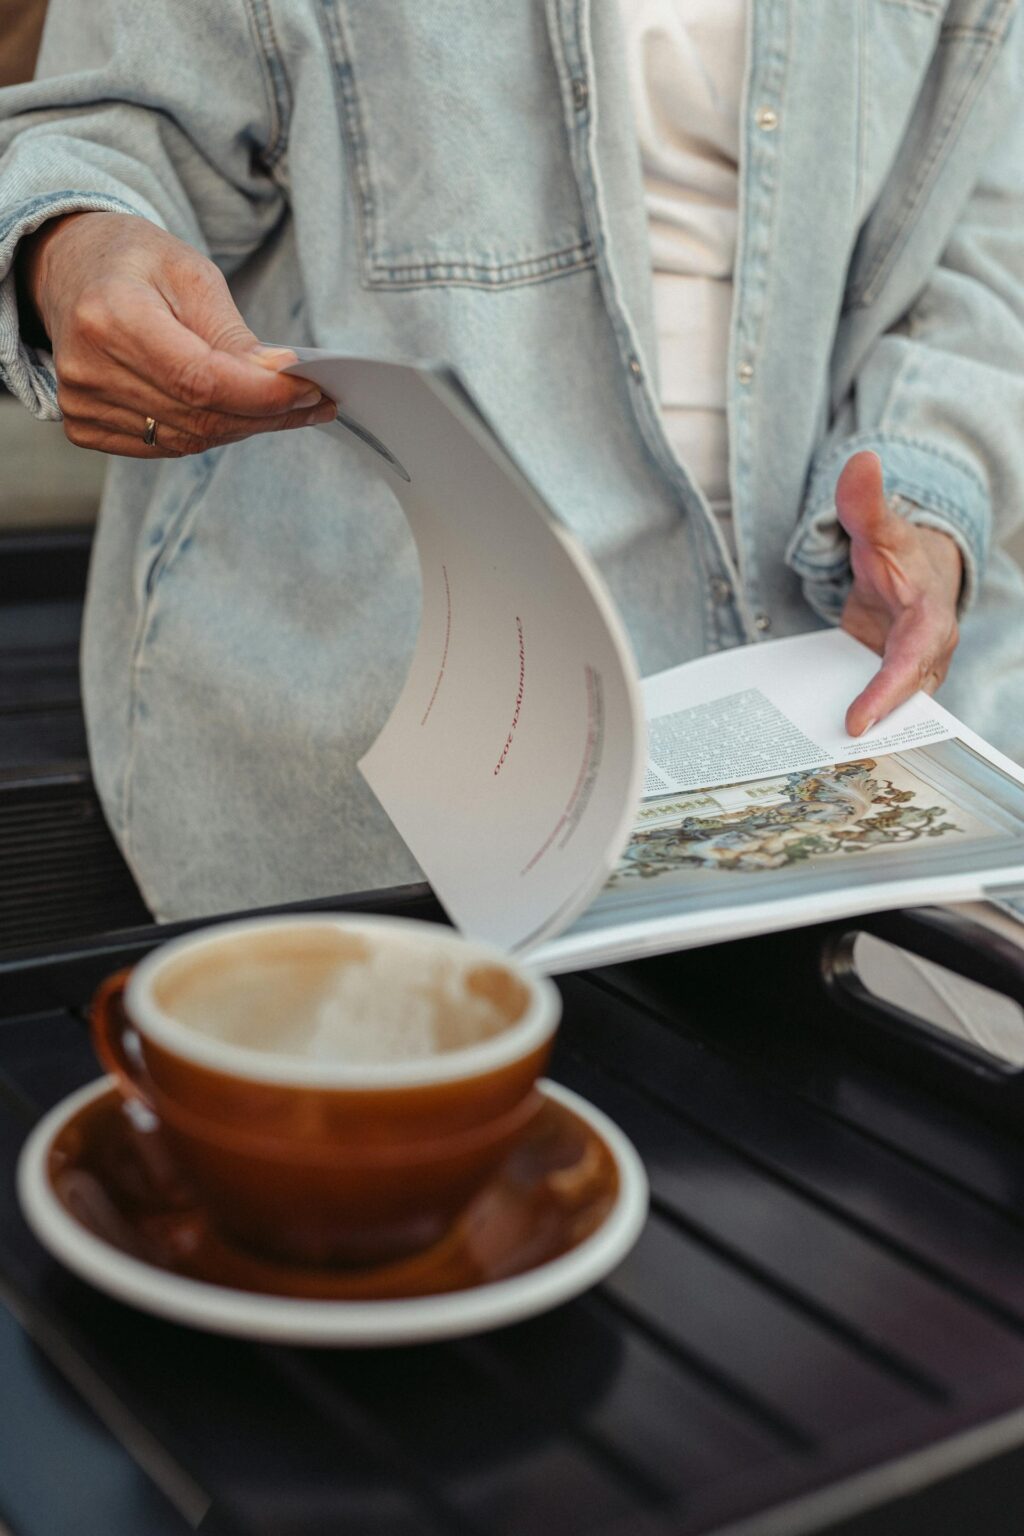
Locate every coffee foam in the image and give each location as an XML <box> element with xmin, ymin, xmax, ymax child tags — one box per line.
<box><xmin>306</xmin><ymin>948</ymin><xmax>507</xmax><ymax>1063</ymax></box>
<box><xmin>152</xmin><ymin>929</ymin><xmax>528</xmax><ymax>1065</ymax></box>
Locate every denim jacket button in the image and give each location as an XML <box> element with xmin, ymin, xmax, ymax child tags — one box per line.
<box><xmin>754</xmin><ymin>612</ymin><xmax>772</xmax><ymax>632</ymax></box>
<box><xmin>755</xmin><ymin>106</ymin><xmax>779</xmax><ymax>131</ymax></box>
<box><xmin>711</xmin><ymin>577</ymin><xmax>732</xmax><ymax>604</ymax></box>
<box><xmin>571</xmin><ymin>77</ymin><xmax>589</xmax><ymax>112</ymax></box>
<box><xmin>737</xmin><ymin>360</ymin><xmax>754</xmax><ymax>383</ymax></box>
<box><xmin>628</xmin><ymin>355</ymin><xmax>643</xmax><ymax>381</ymax></box>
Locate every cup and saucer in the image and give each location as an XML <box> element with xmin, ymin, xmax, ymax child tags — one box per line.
<box><xmin>17</xmin><ymin>916</ymin><xmax>647</xmax><ymax>1347</ymax></box>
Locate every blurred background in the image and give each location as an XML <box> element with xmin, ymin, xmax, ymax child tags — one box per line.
<box><xmin>0</xmin><ymin>399</ymin><xmax>107</xmax><ymax>530</ymax></box>
<box><xmin>1</xmin><ymin>0</ymin><xmax>105</xmax><ymax>530</ymax></box>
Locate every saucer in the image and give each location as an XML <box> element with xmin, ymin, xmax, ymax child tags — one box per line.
<box><xmin>16</xmin><ymin>1077</ymin><xmax>647</xmax><ymax>1346</ymax></box>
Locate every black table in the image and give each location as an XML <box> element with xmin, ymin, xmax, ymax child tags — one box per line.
<box><xmin>4</xmin><ymin>891</ymin><xmax>1024</xmax><ymax>1536</ymax></box>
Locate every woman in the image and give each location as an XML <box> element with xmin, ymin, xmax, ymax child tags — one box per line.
<box><xmin>1</xmin><ymin>0</ymin><xmax>1021</xmax><ymax>920</ymax></box>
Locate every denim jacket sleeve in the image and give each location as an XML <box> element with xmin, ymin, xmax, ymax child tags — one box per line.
<box><xmin>0</xmin><ymin>0</ymin><xmax>287</xmax><ymax>418</ymax></box>
<box><xmin>786</xmin><ymin>23</ymin><xmax>1024</xmax><ymax>626</ymax></box>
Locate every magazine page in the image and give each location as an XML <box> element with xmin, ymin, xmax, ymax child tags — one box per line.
<box><xmin>533</xmin><ymin>635</ymin><xmax>1024</xmax><ymax>973</ymax></box>
<box><xmin>643</xmin><ymin>629</ymin><xmax>957</xmax><ymax>796</ymax></box>
<box><xmin>285</xmin><ymin>352</ymin><xmax>645</xmax><ymax>952</ymax></box>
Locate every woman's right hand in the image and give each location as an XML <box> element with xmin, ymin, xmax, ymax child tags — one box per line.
<box><xmin>19</xmin><ymin>210</ymin><xmax>336</xmax><ymax>457</ymax></box>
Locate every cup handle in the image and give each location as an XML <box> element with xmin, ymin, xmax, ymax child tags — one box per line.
<box><xmin>90</xmin><ymin>969</ymin><xmax>157</xmax><ymax>1112</ymax></box>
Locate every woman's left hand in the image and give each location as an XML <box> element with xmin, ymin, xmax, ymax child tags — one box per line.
<box><xmin>836</xmin><ymin>450</ymin><xmax>963</xmax><ymax>736</ymax></box>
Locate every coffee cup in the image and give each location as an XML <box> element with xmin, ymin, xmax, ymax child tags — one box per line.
<box><xmin>90</xmin><ymin>915</ymin><xmax>561</xmax><ymax>1268</ymax></box>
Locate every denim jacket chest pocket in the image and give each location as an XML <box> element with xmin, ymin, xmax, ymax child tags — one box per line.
<box><xmin>323</xmin><ymin>0</ymin><xmax>595</xmax><ymax>290</ymax></box>
<box><xmin>846</xmin><ymin>0</ymin><xmax>1018</xmax><ymax>309</ymax></box>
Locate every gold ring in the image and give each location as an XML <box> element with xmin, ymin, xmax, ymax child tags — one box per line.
<box><xmin>143</xmin><ymin>416</ymin><xmax>159</xmax><ymax>447</ymax></box>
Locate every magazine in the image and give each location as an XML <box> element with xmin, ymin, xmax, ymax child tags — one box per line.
<box><xmin>286</xmin><ymin>352</ymin><xmax>1024</xmax><ymax>971</ymax></box>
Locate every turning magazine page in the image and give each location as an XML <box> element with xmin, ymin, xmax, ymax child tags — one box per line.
<box><xmin>534</xmin><ymin>632</ymin><xmax>1024</xmax><ymax>972</ymax></box>
<box><xmin>286</xmin><ymin>353</ymin><xmax>645</xmax><ymax>952</ymax></box>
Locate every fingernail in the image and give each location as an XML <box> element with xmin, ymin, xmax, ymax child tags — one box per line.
<box><xmin>861</xmin><ymin>718</ymin><xmax>878</xmax><ymax>736</ymax></box>
<box><xmin>310</xmin><ymin>400</ymin><xmax>337</xmax><ymax>423</ymax></box>
<box><xmin>295</xmin><ymin>387</ymin><xmax>323</xmax><ymax>408</ymax></box>
<box><xmin>251</xmin><ymin>344</ymin><xmax>297</xmax><ymax>369</ymax></box>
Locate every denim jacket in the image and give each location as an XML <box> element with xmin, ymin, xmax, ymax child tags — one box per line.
<box><xmin>1</xmin><ymin>0</ymin><xmax>1023</xmax><ymax>919</ymax></box>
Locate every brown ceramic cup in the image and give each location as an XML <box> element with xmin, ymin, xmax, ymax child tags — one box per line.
<box><xmin>90</xmin><ymin>915</ymin><xmax>561</xmax><ymax>1268</ymax></box>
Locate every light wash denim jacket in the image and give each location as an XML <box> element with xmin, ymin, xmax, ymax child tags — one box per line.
<box><xmin>2</xmin><ymin>0</ymin><xmax>1023</xmax><ymax>919</ymax></box>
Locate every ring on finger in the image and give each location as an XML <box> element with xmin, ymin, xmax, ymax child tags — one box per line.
<box><xmin>143</xmin><ymin>416</ymin><xmax>160</xmax><ymax>448</ymax></box>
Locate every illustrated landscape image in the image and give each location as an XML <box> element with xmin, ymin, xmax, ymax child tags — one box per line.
<box><xmin>609</xmin><ymin>757</ymin><xmax>995</xmax><ymax>887</ymax></box>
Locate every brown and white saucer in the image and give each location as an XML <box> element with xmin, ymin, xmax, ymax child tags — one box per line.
<box><xmin>17</xmin><ymin>1077</ymin><xmax>647</xmax><ymax>1346</ymax></box>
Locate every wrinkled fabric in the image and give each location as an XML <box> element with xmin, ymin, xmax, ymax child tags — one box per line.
<box><xmin>1</xmin><ymin>0</ymin><xmax>1022</xmax><ymax>920</ymax></box>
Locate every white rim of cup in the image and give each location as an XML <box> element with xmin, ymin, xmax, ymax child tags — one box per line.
<box><xmin>123</xmin><ymin>914</ymin><xmax>561</xmax><ymax>1089</ymax></box>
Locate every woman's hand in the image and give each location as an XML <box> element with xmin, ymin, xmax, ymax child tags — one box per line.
<box><xmin>19</xmin><ymin>210</ymin><xmax>336</xmax><ymax>457</ymax></box>
<box><xmin>837</xmin><ymin>450</ymin><xmax>963</xmax><ymax>736</ymax></box>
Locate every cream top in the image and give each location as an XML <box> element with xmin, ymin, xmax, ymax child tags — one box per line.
<box><xmin>619</xmin><ymin>0</ymin><xmax>748</xmax><ymax>507</ymax></box>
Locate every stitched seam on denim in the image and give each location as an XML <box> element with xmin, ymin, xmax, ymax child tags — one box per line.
<box><xmin>898</xmin><ymin>490</ymin><xmax>981</xmax><ymax>541</ymax></box>
<box><xmin>121</xmin><ymin>458</ymin><xmax>217</xmax><ymax>875</ymax></box>
<box><xmin>847</xmin><ymin>31</ymin><xmax>998</xmax><ymax>308</ymax></box>
<box><xmin>366</xmin><ymin>240</ymin><xmax>595</xmax><ymax>284</ymax></box>
<box><xmin>318</xmin><ymin>0</ymin><xmax>377</xmax><ymax>280</ymax></box>
<box><xmin>0</xmin><ymin>190</ymin><xmax>143</xmax><ymax>249</ymax></box>
<box><xmin>903</xmin><ymin>502</ymin><xmax>978</xmax><ymax>548</ymax></box>
<box><xmin>750</xmin><ymin>0</ymin><xmax>789</xmax><ymax>615</ymax></box>
<box><xmin>799</xmin><ymin>478</ymin><xmax>982</xmax><ymax>536</ymax></box>
<box><xmin>815</xmin><ymin>429</ymin><xmax>990</xmax><ymax>496</ymax></box>
<box><xmin>940</xmin><ymin>22</ymin><xmax>1005</xmax><ymax>38</ymax></box>
<box><xmin>879</xmin><ymin>0</ymin><xmax>943</xmax><ymax>14</ymax></box>
<box><xmin>878</xmin><ymin>0</ymin><xmax>1012</xmax><ymax>37</ymax></box>
<box><xmin>371</xmin><ymin>239</ymin><xmax>593</xmax><ymax>274</ymax></box>
<box><xmin>243</xmin><ymin>0</ymin><xmax>292</xmax><ymax>171</ymax></box>
<box><xmin>852</xmin><ymin>40</ymin><xmax>991</xmax><ymax>305</ymax></box>
<box><xmin>363</xmin><ymin>251</ymin><xmax>597</xmax><ymax>294</ymax></box>
<box><xmin>724</xmin><ymin>0</ymin><xmax>756</xmax><ymax>616</ymax></box>
<box><xmin>940</xmin><ymin>0</ymin><xmax>1019</xmax><ymax>43</ymax></box>
<box><xmin>854</xmin><ymin>0</ymin><xmax>867</xmax><ymax>225</ymax></box>
<box><xmin>724</xmin><ymin>0</ymin><xmax>788</xmax><ymax>625</ymax></box>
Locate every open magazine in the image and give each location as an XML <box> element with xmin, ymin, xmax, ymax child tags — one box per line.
<box><xmin>286</xmin><ymin>353</ymin><xmax>1024</xmax><ymax>973</ymax></box>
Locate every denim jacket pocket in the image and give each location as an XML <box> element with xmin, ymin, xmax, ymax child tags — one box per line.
<box><xmin>322</xmin><ymin>0</ymin><xmax>595</xmax><ymax>290</ymax></box>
